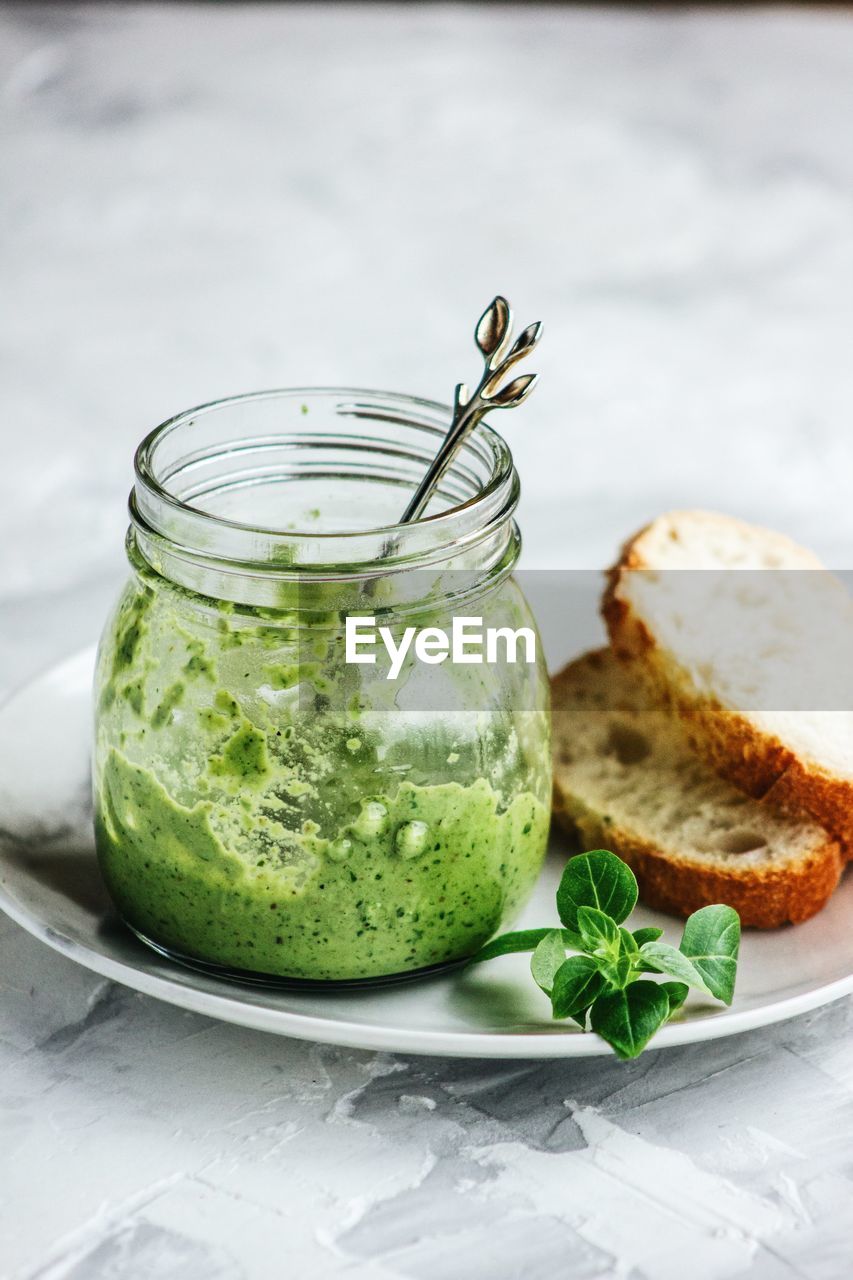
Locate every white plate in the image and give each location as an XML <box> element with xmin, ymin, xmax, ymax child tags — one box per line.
<box><xmin>1</xmin><ymin>648</ymin><xmax>852</xmax><ymax>1058</ymax></box>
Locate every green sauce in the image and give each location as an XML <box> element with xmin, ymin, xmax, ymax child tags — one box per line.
<box><xmin>96</xmin><ymin>748</ymin><xmax>548</xmax><ymax>979</ymax></box>
<box><xmin>93</xmin><ymin>560</ymin><xmax>550</xmax><ymax>981</ymax></box>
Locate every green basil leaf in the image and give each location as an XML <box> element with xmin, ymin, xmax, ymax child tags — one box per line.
<box><xmin>589</xmin><ymin>980</ymin><xmax>671</xmax><ymax>1059</ymax></box>
<box><xmin>577</xmin><ymin>905</ymin><xmax>621</xmax><ymax>952</ymax></box>
<box><xmin>551</xmin><ymin>955</ymin><xmax>606</xmax><ymax>1022</ymax></box>
<box><xmin>468</xmin><ymin>927</ymin><xmax>582</xmax><ymax>965</ymax></box>
<box><xmin>639</xmin><ymin>940</ymin><xmax>714</xmax><ymax>998</ymax></box>
<box><xmin>556</xmin><ymin>849</ymin><xmax>638</xmax><ymax>932</ymax></box>
<box><xmin>598</xmin><ymin>952</ymin><xmax>634</xmax><ymax>990</ymax></box>
<box><xmin>597</xmin><ymin>921</ymin><xmax>641</xmax><ymax>989</ymax></box>
<box><xmin>632</xmin><ymin>926</ymin><xmax>663</xmax><ymax>947</ymax></box>
<box><xmin>530</xmin><ymin>929</ymin><xmax>568</xmax><ymax>995</ymax></box>
<box><xmin>679</xmin><ymin>905</ymin><xmax>741</xmax><ymax>1005</ymax></box>
<box><xmin>661</xmin><ymin>980</ymin><xmax>689</xmax><ymax>1015</ymax></box>
<box><xmin>619</xmin><ymin>927</ymin><xmax>640</xmax><ymax>955</ymax></box>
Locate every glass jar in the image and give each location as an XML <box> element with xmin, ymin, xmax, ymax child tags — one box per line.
<box><xmin>93</xmin><ymin>389</ymin><xmax>551</xmax><ymax>984</ymax></box>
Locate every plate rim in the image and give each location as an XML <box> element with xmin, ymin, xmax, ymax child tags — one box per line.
<box><xmin>1</xmin><ymin>646</ymin><xmax>852</xmax><ymax>1060</ymax></box>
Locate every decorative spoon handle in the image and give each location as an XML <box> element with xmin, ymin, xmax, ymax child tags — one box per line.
<box><xmin>397</xmin><ymin>296</ymin><xmax>542</xmax><ymax>528</ymax></box>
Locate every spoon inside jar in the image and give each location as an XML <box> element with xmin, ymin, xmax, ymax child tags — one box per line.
<box><xmin>394</xmin><ymin>296</ymin><xmax>542</xmax><ymax>531</ymax></box>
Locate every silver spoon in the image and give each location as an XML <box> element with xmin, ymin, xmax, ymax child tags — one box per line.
<box><xmin>371</xmin><ymin>298</ymin><xmax>541</xmax><ymax>569</ymax></box>
<box><xmin>398</xmin><ymin>295</ymin><xmax>542</xmax><ymax>527</ymax></box>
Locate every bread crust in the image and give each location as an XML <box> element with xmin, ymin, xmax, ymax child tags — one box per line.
<box><xmin>603</xmin><ymin>513</ymin><xmax>853</xmax><ymax>858</ymax></box>
<box><xmin>551</xmin><ymin>643</ymin><xmax>844</xmax><ymax>927</ymax></box>
<box><xmin>552</xmin><ymin>782</ymin><xmax>843</xmax><ymax>928</ymax></box>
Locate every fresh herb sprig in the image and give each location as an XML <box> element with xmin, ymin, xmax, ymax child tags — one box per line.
<box><xmin>470</xmin><ymin>850</ymin><xmax>741</xmax><ymax>1059</ymax></box>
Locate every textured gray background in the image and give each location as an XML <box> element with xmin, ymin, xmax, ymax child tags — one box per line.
<box><xmin>2</xmin><ymin>4</ymin><xmax>853</xmax><ymax>1277</ymax></box>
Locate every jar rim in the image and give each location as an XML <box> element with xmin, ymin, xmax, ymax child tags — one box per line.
<box><xmin>129</xmin><ymin>387</ymin><xmax>521</xmax><ymax>597</ymax></box>
<box><xmin>134</xmin><ymin>386</ymin><xmax>516</xmax><ymax>539</ymax></box>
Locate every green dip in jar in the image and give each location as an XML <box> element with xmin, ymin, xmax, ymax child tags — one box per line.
<box><xmin>93</xmin><ymin>389</ymin><xmax>551</xmax><ymax>982</ymax></box>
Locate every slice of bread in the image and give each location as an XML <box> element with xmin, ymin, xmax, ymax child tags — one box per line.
<box><xmin>603</xmin><ymin>510</ymin><xmax>853</xmax><ymax>855</ymax></box>
<box><xmin>551</xmin><ymin>648</ymin><xmax>842</xmax><ymax>927</ymax></box>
